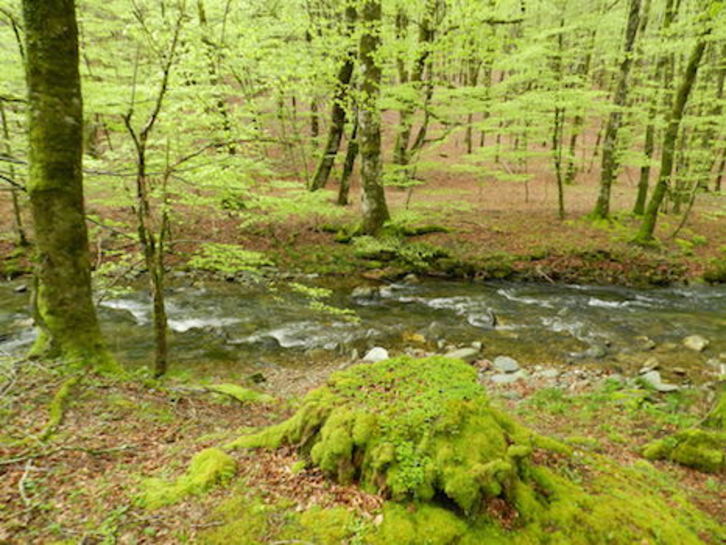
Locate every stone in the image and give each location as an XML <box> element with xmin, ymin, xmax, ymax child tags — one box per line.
<box><xmin>639</xmin><ymin>370</ymin><xmax>679</xmax><ymax>393</ymax></box>
<box><xmin>493</xmin><ymin>356</ymin><xmax>520</xmax><ymax>374</ymax></box>
<box><xmin>639</xmin><ymin>357</ymin><xmax>660</xmax><ymax>374</ymax></box>
<box><xmin>683</xmin><ymin>335</ymin><xmax>709</xmax><ymax>352</ymax></box>
<box><xmin>351</xmin><ymin>286</ymin><xmax>380</xmax><ymax>300</ymax></box>
<box><xmin>467</xmin><ymin>310</ymin><xmax>497</xmax><ymax>329</ymax></box>
<box><xmin>539</xmin><ymin>369</ymin><xmax>561</xmax><ymax>379</ymax></box>
<box><xmin>635</xmin><ymin>335</ymin><xmax>656</xmax><ymax>351</ymax></box>
<box><xmin>444</xmin><ymin>347</ymin><xmax>480</xmax><ymax>363</ymax></box>
<box><xmin>470</xmin><ymin>341</ymin><xmax>483</xmax><ymax>350</ymax></box>
<box><xmin>673</xmin><ymin>367</ymin><xmax>687</xmax><ymax>376</ymax></box>
<box><xmin>13</xmin><ymin>284</ymin><xmax>27</xmax><ymax>294</ymax></box>
<box><xmin>402</xmin><ymin>273</ymin><xmax>419</xmax><ymax>284</ymax></box>
<box><xmin>490</xmin><ymin>373</ymin><xmax>523</xmax><ymax>385</ymax></box>
<box><xmin>362</xmin><ymin>347</ymin><xmax>389</xmax><ymax>363</ymax></box>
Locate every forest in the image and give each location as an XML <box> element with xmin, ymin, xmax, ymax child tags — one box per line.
<box><xmin>0</xmin><ymin>0</ymin><xmax>725</xmax><ymax>543</ymax></box>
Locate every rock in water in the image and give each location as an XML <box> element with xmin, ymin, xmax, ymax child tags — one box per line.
<box><xmin>362</xmin><ymin>346</ymin><xmax>389</xmax><ymax>363</ymax></box>
<box><xmin>351</xmin><ymin>286</ymin><xmax>380</xmax><ymax>300</ymax></box>
<box><xmin>493</xmin><ymin>356</ymin><xmax>520</xmax><ymax>374</ymax></box>
<box><xmin>683</xmin><ymin>335</ymin><xmax>709</xmax><ymax>352</ymax></box>
<box><xmin>444</xmin><ymin>347</ymin><xmax>480</xmax><ymax>363</ymax></box>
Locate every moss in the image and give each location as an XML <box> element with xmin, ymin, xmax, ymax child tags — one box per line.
<box><xmin>38</xmin><ymin>376</ymin><xmax>79</xmax><ymax>441</ymax></box>
<box><xmin>140</xmin><ymin>448</ymin><xmax>236</xmax><ymax>509</ymax></box>
<box><xmin>205</xmin><ymin>384</ymin><xmax>274</xmax><ymax>404</ymax></box>
<box><xmin>231</xmin><ymin>356</ymin><xmax>723</xmax><ymax>544</ymax></box>
<box><xmin>300</xmin><ymin>506</ymin><xmax>357</xmax><ymax>545</ymax></box>
<box><xmin>643</xmin><ymin>429</ymin><xmax>725</xmax><ymax>473</ymax></box>
<box><xmin>643</xmin><ymin>390</ymin><xmax>725</xmax><ymax>473</ymax></box>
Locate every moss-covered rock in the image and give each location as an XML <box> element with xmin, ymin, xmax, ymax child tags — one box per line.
<box><xmin>227</xmin><ymin>356</ymin><xmax>723</xmax><ymax>544</ymax></box>
<box><xmin>643</xmin><ymin>390</ymin><xmax>726</xmax><ymax>473</ymax></box>
<box><xmin>140</xmin><ymin>447</ymin><xmax>236</xmax><ymax>509</ymax></box>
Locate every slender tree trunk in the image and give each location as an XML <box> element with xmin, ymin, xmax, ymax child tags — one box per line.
<box><xmin>714</xmin><ymin>148</ymin><xmax>725</xmax><ymax>192</ymax></box>
<box><xmin>197</xmin><ymin>0</ymin><xmax>236</xmax><ymax>155</ymax></box>
<box><xmin>634</xmin><ymin>0</ymin><xmax>679</xmax><ymax>214</ymax></box>
<box><xmin>358</xmin><ymin>0</ymin><xmax>389</xmax><ymax>235</ymax></box>
<box><xmin>592</xmin><ymin>0</ymin><xmax>641</xmax><ymax>219</ymax></box>
<box><xmin>552</xmin><ymin>107</ymin><xmax>566</xmax><ymax>220</ymax></box>
<box><xmin>22</xmin><ymin>0</ymin><xmax>114</xmax><ymax>369</ymax></box>
<box><xmin>309</xmin><ymin>5</ymin><xmax>357</xmax><ymax>191</ymax></box>
<box><xmin>393</xmin><ymin>0</ymin><xmax>437</xmax><ymax>167</ymax></box>
<box><xmin>636</xmin><ymin>36</ymin><xmax>709</xmax><ymax>243</ymax></box>
<box><xmin>338</xmin><ymin>116</ymin><xmax>359</xmax><ymax>206</ymax></box>
<box><xmin>0</xmin><ymin>101</ymin><xmax>28</xmax><ymax>246</ymax></box>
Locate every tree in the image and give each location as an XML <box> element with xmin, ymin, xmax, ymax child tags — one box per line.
<box><xmin>358</xmin><ymin>0</ymin><xmax>389</xmax><ymax>235</ymax></box>
<box><xmin>591</xmin><ymin>0</ymin><xmax>641</xmax><ymax>219</ymax></box>
<box><xmin>634</xmin><ymin>21</ymin><xmax>712</xmax><ymax>243</ymax></box>
<box><xmin>22</xmin><ymin>0</ymin><xmax>114</xmax><ymax>370</ymax></box>
<box><xmin>309</xmin><ymin>3</ymin><xmax>357</xmax><ymax>192</ymax></box>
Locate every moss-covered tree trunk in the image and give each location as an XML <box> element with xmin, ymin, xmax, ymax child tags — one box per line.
<box><xmin>358</xmin><ymin>0</ymin><xmax>389</xmax><ymax>235</ymax></box>
<box><xmin>592</xmin><ymin>0</ymin><xmax>641</xmax><ymax>219</ymax></box>
<box><xmin>338</xmin><ymin>115</ymin><xmax>359</xmax><ymax>206</ymax></box>
<box><xmin>309</xmin><ymin>4</ymin><xmax>357</xmax><ymax>192</ymax></box>
<box><xmin>22</xmin><ymin>0</ymin><xmax>113</xmax><ymax>369</ymax></box>
<box><xmin>635</xmin><ymin>35</ymin><xmax>709</xmax><ymax>243</ymax></box>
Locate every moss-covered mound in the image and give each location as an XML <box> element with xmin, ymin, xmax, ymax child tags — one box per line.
<box><xmin>227</xmin><ymin>357</ymin><xmax>722</xmax><ymax>544</ymax></box>
<box><xmin>643</xmin><ymin>391</ymin><xmax>726</xmax><ymax>473</ymax></box>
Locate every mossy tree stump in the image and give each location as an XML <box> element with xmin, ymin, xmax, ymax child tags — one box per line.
<box><xmin>228</xmin><ymin>357</ymin><xmax>723</xmax><ymax>544</ymax></box>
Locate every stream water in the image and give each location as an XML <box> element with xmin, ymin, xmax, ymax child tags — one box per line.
<box><xmin>1</xmin><ymin>279</ymin><xmax>724</xmax><ymax>377</ymax></box>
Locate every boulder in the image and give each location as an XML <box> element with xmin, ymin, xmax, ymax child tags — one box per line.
<box><xmin>492</xmin><ymin>356</ymin><xmax>520</xmax><ymax>374</ymax></box>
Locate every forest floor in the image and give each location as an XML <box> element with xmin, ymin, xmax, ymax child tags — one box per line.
<box><xmin>0</xmin><ymin>352</ymin><xmax>724</xmax><ymax>544</ymax></box>
<box><xmin>2</xmin><ymin>136</ymin><xmax>726</xmax><ymax>286</ymax></box>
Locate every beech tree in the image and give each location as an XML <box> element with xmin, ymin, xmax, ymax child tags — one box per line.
<box><xmin>21</xmin><ymin>0</ymin><xmax>113</xmax><ymax>369</ymax></box>
<box><xmin>358</xmin><ymin>0</ymin><xmax>390</xmax><ymax>234</ymax></box>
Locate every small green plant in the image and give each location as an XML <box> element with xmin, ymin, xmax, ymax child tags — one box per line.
<box><xmin>188</xmin><ymin>243</ymin><xmax>273</xmax><ymax>275</ymax></box>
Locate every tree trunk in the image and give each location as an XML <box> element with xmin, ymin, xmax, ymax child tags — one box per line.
<box><xmin>338</xmin><ymin>116</ymin><xmax>359</xmax><ymax>206</ymax></box>
<box><xmin>592</xmin><ymin>0</ymin><xmax>641</xmax><ymax>219</ymax></box>
<box><xmin>393</xmin><ymin>0</ymin><xmax>437</xmax><ymax>167</ymax></box>
<box><xmin>22</xmin><ymin>0</ymin><xmax>113</xmax><ymax>369</ymax></box>
<box><xmin>633</xmin><ymin>0</ymin><xmax>679</xmax><ymax>215</ymax></box>
<box><xmin>636</xmin><ymin>36</ymin><xmax>709</xmax><ymax>243</ymax></box>
<box><xmin>358</xmin><ymin>0</ymin><xmax>389</xmax><ymax>235</ymax></box>
<box><xmin>0</xmin><ymin>101</ymin><xmax>28</xmax><ymax>247</ymax></box>
<box><xmin>309</xmin><ymin>5</ymin><xmax>357</xmax><ymax>191</ymax></box>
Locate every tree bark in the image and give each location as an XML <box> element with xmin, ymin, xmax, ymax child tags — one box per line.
<box><xmin>592</xmin><ymin>0</ymin><xmax>641</xmax><ymax>219</ymax></box>
<box><xmin>636</xmin><ymin>35</ymin><xmax>709</xmax><ymax>243</ymax></box>
<box><xmin>338</xmin><ymin>115</ymin><xmax>359</xmax><ymax>206</ymax></box>
<box><xmin>22</xmin><ymin>0</ymin><xmax>114</xmax><ymax>369</ymax></box>
<box><xmin>358</xmin><ymin>0</ymin><xmax>389</xmax><ymax>235</ymax></box>
<box><xmin>309</xmin><ymin>5</ymin><xmax>357</xmax><ymax>191</ymax></box>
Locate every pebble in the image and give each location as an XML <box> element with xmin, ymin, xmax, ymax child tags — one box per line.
<box><xmin>13</xmin><ymin>284</ymin><xmax>27</xmax><ymax>294</ymax></box>
<box><xmin>493</xmin><ymin>356</ymin><xmax>520</xmax><ymax>374</ymax></box>
<box><xmin>362</xmin><ymin>347</ymin><xmax>389</xmax><ymax>363</ymax></box>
